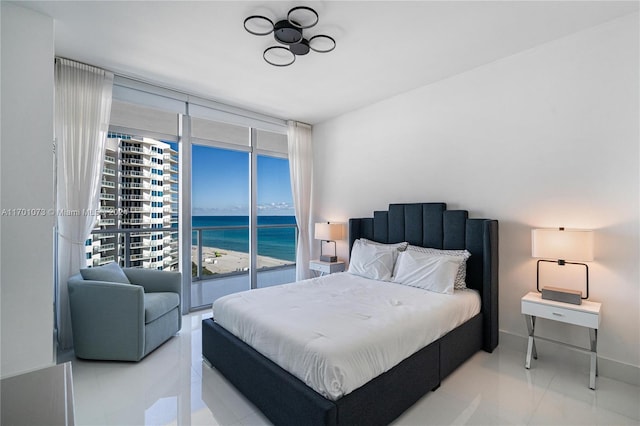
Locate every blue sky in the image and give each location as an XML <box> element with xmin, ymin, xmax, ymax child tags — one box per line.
<box><xmin>191</xmin><ymin>144</ymin><xmax>293</xmax><ymax>216</ymax></box>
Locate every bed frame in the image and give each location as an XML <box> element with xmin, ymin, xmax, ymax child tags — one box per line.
<box><xmin>202</xmin><ymin>202</ymin><xmax>498</xmax><ymax>425</ymax></box>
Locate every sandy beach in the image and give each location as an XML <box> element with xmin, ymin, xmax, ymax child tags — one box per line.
<box><xmin>192</xmin><ymin>246</ymin><xmax>294</xmax><ymax>275</ymax></box>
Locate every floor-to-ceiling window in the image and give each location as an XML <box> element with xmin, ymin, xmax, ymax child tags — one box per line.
<box><xmin>190</xmin><ymin>143</ymin><xmax>251</xmax><ymax>305</ymax></box>
<box><xmin>192</xmin><ymin>145</ymin><xmax>250</xmax><ymax>276</ymax></box>
<box><xmin>94</xmin><ymin>79</ymin><xmax>297</xmax><ymax>310</ymax></box>
<box><xmin>188</xmin><ymin>117</ymin><xmax>296</xmax><ymax>308</ymax></box>
<box><xmin>87</xmin><ymin>95</ymin><xmax>181</xmax><ymax>274</ymax></box>
<box><xmin>255</xmin><ymin>129</ymin><xmax>296</xmax><ymax>289</ymax></box>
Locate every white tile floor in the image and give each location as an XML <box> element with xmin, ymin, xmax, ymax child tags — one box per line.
<box><xmin>69</xmin><ymin>310</ymin><xmax>640</xmax><ymax>426</ymax></box>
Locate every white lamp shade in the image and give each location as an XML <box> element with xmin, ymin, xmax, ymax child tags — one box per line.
<box><xmin>315</xmin><ymin>222</ymin><xmax>344</xmax><ymax>241</ymax></box>
<box><xmin>531</xmin><ymin>228</ymin><xmax>594</xmax><ymax>262</ymax></box>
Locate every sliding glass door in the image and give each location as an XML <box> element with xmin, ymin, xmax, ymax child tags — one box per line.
<box><xmin>103</xmin><ymin>81</ymin><xmax>295</xmax><ymax>310</ymax></box>
<box><xmin>188</xmin><ymin>124</ymin><xmax>296</xmax><ymax>309</ymax></box>
<box><xmin>256</xmin><ymin>154</ymin><xmax>296</xmax><ymax>288</ymax></box>
<box><xmin>190</xmin><ymin>144</ymin><xmax>251</xmax><ymax>307</ymax></box>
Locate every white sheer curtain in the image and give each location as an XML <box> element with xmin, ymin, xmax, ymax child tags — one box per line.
<box><xmin>287</xmin><ymin>121</ymin><xmax>314</xmax><ymax>281</ymax></box>
<box><xmin>55</xmin><ymin>59</ymin><xmax>113</xmax><ymax>349</ymax></box>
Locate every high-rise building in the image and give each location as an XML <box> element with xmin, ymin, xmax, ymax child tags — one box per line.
<box><xmin>86</xmin><ymin>135</ymin><xmax>179</xmax><ymax>270</ymax></box>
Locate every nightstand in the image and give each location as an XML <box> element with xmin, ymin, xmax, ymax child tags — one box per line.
<box><xmin>309</xmin><ymin>259</ymin><xmax>345</xmax><ymax>276</ymax></box>
<box><xmin>521</xmin><ymin>291</ymin><xmax>601</xmax><ymax>389</ymax></box>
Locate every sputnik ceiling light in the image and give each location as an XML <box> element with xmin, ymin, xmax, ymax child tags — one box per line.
<box><xmin>244</xmin><ymin>6</ymin><xmax>336</xmax><ymax>67</ymax></box>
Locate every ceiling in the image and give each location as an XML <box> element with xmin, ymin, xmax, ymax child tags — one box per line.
<box><xmin>17</xmin><ymin>1</ymin><xmax>639</xmax><ymax>124</ymax></box>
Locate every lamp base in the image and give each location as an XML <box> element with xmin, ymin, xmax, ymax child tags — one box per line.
<box><xmin>541</xmin><ymin>286</ymin><xmax>582</xmax><ymax>305</ymax></box>
<box><xmin>320</xmin><ymin>255</ymin><xmax>337</xmax><ymax>263</ymax></box>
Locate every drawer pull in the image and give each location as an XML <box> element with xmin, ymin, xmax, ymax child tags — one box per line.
<box><xmin>552</xmin><ymin>312</ymin><xmax>564</xmax><ymax>317</ymax></box>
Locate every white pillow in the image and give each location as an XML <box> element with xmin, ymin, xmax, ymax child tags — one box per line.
<box><xmin>348</xmin><ymin>239</ymin><xmax>396</xmax><ymax>281</ymax></box>
<box><xmin>360</xmin><ymin>238</ymin><xmax>409</xmax><ymax>252</ymax></box>
<box><xmin>359</xmin><ymin>238</ymin><xmax>408</xmax><ymax>264</ymax></box>
<box><xmin>406</xmin><ymin>246</ymin><xmax>471</xmax><ymax>289</ymax></box>
<box><xmin>392</xmin><ymin>250</ymin><xmax>461</xmax><ymax>294</ymax></box>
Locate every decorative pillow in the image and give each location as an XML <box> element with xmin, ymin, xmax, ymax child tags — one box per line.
<box><xmin>405</xmin><ymin>246</ymin><xmax>471</xmax><ymax>289</ymax></box>
<box><xmin>347</xmin><ymin>239</ymin><xmax>396</xmax><ymax>281</ymax></box>
<box><xmin>392</xmin><ymin>250</ymin><xmax>461</xmax><ymax>294</ymax></box>
<box><xmin>359</xmin><ymin>239</ymin><xmax>408</xmax><ymax>266</ymax></box>
<box><xmin>80</xmin><ymin>262</ymin><xmax>131</xmax><ymax>284</ymax></box>
<box><xmin>360</xmin><ymin>239</ymin><xmax>409</xmax><ymax>252</ymax></box>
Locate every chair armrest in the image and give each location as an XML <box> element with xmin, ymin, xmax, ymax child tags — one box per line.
<box><xmin>123</xmin><ymin>269</ymin><xmax>182</xmax><ymax>330</ymax></box>
<box><xmin>68</xmin><ymin>277</ymin><xmax>145</xmax><ymax>361</ymax></box>
<box><xmin>123</xmin><ymin>268</ymin><xmax>181</xmax><ymax>295</ymax></box>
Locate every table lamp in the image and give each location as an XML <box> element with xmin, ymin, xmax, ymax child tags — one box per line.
<box><xmin>531</xmin><ymin>227</ymin><xmax>593</xmax><ymax>305</ymax></box>
<box><xmin>315</xmin><ymin>222</ymin><xmax>344</xmax><ymax>262</ymax></box>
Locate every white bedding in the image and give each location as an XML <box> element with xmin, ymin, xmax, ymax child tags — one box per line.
<box><xmin>212</xmin><ymin>272</ymin><xmax>481</xmax><ymax>400</ymax></box>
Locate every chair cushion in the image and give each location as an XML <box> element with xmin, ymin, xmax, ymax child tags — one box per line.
<box><xmin>144</xmin><ymin>292</ymin><xmax>180</xmax><ymax>324</ymax></box>
<box><xmin>80</xmin><ymin>262</ymin><xmax>131</xmax><ymax>284</ymax></box>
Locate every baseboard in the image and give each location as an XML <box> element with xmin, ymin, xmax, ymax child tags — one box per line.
<box><xmin>499</xmin><ymin>330</ymin><xmax>640</xmax><ymax>387</ymax></box>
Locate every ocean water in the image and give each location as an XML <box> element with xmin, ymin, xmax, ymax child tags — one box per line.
<box><xmin>192</xmin><ymin>216</ymin><xmax>296</xmax><ymax>262</ymax></box>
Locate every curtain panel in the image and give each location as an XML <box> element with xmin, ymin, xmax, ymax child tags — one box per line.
<box><xmin>287</xmin><ymin>121</ymin><xmax>313</xmax><ymax>281</ymax></box>
<box><xmin>55</xmin><ymin>59</ymin><xmax>114</xmax><ymax>349</ymax></box>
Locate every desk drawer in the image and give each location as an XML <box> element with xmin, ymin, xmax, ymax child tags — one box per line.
<box><xmin>309</xmin><ymin>261</ymin><xmax>344</xmax><ymax>274</ymax></box>
<box><xmin>522</xmin><ymin>300</ymin><xmax>599</xmax><ymax>329</ymax></box>
<box><xmin>310</xmin><ymin>262</ymin><xmax>332</xmax><ymax>273</ymax></box>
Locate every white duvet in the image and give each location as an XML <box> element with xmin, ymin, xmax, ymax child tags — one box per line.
<box><xmin>212</xmin><ymin>272</ymin><xmax>480</xmax><ymax>400</ymax></box>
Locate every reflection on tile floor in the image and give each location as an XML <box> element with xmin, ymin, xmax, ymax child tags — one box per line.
<box><xmin>70</xmin><ymin>311</ymin><xmax>640</xmax><ymax>425</ymax></box>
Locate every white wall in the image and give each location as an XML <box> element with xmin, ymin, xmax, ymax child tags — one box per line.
<box><xmin>313</xmin><ymin>13</ymin><xmax>639</xmax><ymax>376</ymax></box>
<box><xmin>1</xmin><ymin>3</ymin><xmax>55</xmax><ymax>377</ymax></box>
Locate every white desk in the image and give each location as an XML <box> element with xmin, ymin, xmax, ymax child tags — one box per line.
<box><xmin>309</xmin><ymin>259</ymin><xmax>345</xmax><ymax>276</ymax></box>
<box><xmin>521</xmin><ymin>291</ymin><xmax>601</xmax><ymax>389</ymax></box>
<box><xmin>1</xmin><ymin>362</ymin><xmax>75</xmax><ymax>425</ymax></box>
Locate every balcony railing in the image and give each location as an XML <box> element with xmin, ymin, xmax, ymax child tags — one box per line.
<box><xmin>89</xmin><ymin>228</ymin><xmax>177</xmax><ymax>269</ymax></box>
<box><xmin>122</xmin><ymin>158</ymin><xmax>144</xmax><ymax>165</ymax></box>
<box><xmin>121</xmin><ymin>194</ymin><xmax>143</xmax><ymax>200</ymax></box>
<box><xmin>121</xmin><ymin>218</ymin><xmax>144</xmax><ymax>224</ymax></box>
<box><xmin>122</xmin><ymin>146</ymin><xmax>144</xmax><ymax>153</ymax></box>
<box><xmin>192</xmin><ymin>223</ymin><xmax>297</xmax><ymax>281</ymax></box>
<box><xmin>88</xmin><ymin>224</ymin><xmax>297</xmax><ymax>282</ymax></box>
<box><xmin>96</xmin><ymin>256</ymin><xmax>114</xmax><ymax>266</ymax></box>
<box><xmin>93</xmin><ymin>243</ymin><xmax>115</xmax><ymax>253</ymax></box>
<box><xmin>121</xmin><ymin>182</ymin><xmax>143</xmax><ymax>188</ymax></box>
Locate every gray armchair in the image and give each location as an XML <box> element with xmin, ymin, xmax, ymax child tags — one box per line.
<box><xmin>68</xmin><ymin>267</ymin><xmax>182</xmax><ymax>361</ymax></box>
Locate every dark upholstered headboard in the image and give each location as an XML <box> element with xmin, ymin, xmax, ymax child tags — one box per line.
<box><xmin>349</xmin><ymin>202</ymin><xmax>499</xmax><ymax>352</ymax></box>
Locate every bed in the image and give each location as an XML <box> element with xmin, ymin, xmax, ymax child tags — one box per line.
<box><xmin>202</xmin><ymin>202</ymin><xmax>499</xmax><ymax>425</ymax></box>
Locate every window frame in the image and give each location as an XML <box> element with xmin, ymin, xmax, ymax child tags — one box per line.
<box><xmin>109</xmin><ymin>78</ymin><xmax>291</xmax><ymax>312</ymax></box>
